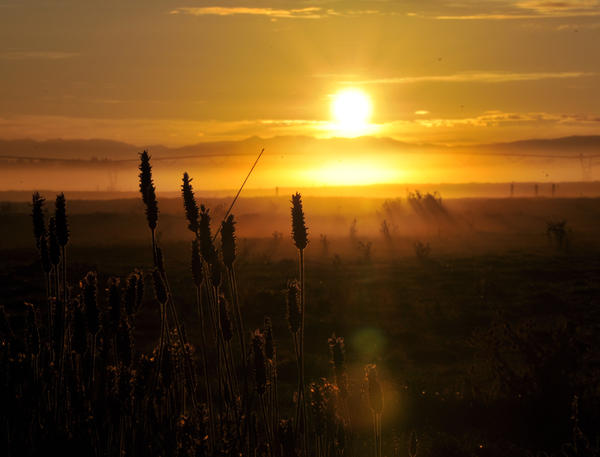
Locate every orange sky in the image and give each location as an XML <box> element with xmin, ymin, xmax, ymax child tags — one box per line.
<box><xmin>0</xmin><ymin>0</ymin><xmax>599</xmax><ymax>147</ymax></box>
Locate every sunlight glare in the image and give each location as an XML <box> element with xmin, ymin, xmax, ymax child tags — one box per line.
<box><xmin>330</xmin><ymin>88</ymin><xmax>373</xmax><ymax>137</ymax></box>
<box><xmin>305</xmin><ymin>160</ymin><xmax>403</xmax><ymax>186</ymax></box>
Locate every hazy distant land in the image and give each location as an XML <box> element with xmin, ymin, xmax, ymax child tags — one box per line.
<box><xmin>1</xmin><ymin>135</ymin><xmax>599</xmax><ymax>192</ymax></box>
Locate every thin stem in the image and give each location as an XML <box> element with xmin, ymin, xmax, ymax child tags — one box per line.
<box><xmin>298</xmin><ymin>248</ymin><xmax>308</xmax><ymax>456</ymax></box>
<box><xmin>212</xmin><ymin>148</ymin><xmax>264</xmax><ymax>243</ymax></box>
<box><xmin>61</xmin><ymin>246</ymin><xmax>67</xmax><ymax>303</ymax></box>
<box><xmin>195</xmin><ymin>285</ymin><xmax>216</xmax><ymax>448</ymax></box>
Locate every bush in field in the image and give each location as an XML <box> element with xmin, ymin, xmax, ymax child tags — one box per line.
<box><xmin>320</xmin><ymin>234</ymin><xmax>330</xmax><ymax>258</ymax></box>
<box><xmin>380</xmin><ymin>220</ymin><xmax>393</xmax><ymax>246</ymax></box>
<box><xmin>407</xmin><ymin>190</ymin><xmax>451</xmax><ymax>226</ymax></box>
<box><xmin>413</xmin><ymin>240</ymin><xmax>431</xmax><ymax>262</ymax></box>
<box><xmin>546</xmin><ymin>219</ymin><xmax>571</xmax><ymax>251</ymax></box>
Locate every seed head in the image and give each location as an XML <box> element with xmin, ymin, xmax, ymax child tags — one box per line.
<box><xmin>181</xmin><ymin>172</ymin><xmax>199</xmax><ymax>234</ymax></box>
<box><xmin>328</xmin><ymin>334</ymin><xmax>348</xmax><ymax>397</ymax></box>
<box><xmin>252</xmin><ymin>330</ymin><xmax>267</xmax><ymax>395</ymax></box>
<box><xmin>310</xmin><ymin>381</ymin><xmax>326</xmax><ymax>432</ymax></box>
<box><xmin>286</xmin><ymin>280</ymin><xmax>301</xmax><ymax>334</ymax></box>
<box><xmin>31</xmin><ymin>192</ymin><xmax>46</xmax><ymax>249</ymax></box>
<box><xmin>199</xmin><ymin>205</ymin><xmax>216</xmax><ymax>264</ymax></box>
<box><xmin>191</xmin><ymin>239</ymin><xmax>203</xmax><ymax>287</ymax></box>
<box><xmin>210</xmin><ymin>257</ymin><xmax>222</xmax><ymax>288</ymax></box>
<box><xmin>138</xmin><ymin>150</ymin><xmax>158</xmax><ymax>231</ymax></box>
<box><xmin>83</xmin><ymin>271</ymin><xmax>100</xmax><ymax>335</ymax></box>
<box><xmin>54</xmin><ymin>193</ymin><xmax>69</xmax><ymax>247</ymax></box>
<box><xmin>219</xmin><ymin>294</ymin><xmax>233</xmax><ymax>342</ymax></box>
<box><xmin>39</xmin><ymin>234</ymin><xmax>51</xmax><ymax>274</ymax></box>
<box><xmin>263</xmin><ymin>316</ymin><xmax>275</xmax><ymax>360</ymax></box>
<box><xmin>221</xmin><ymin>214</ymin><xmax>236</xmax><ymax>268</ymax></box>
<box><xmin>48</xmin><ymin>217</ymin><xmax>60</xmax><ymax>266</ymax></box>
<box><xmin>124</xmin><ymin>270</ymin><xmax>141</xmax><ymax>316</ymax></box>
<box><xmin>152</xmin><ymin>268</ymin><xmax>167</xmax><ymax>305</ymax></box>
<box><xmin>291</xmin><ymin>192</ymin><xmax>308</xmax><ymax>250</ymax></box>
<box><xmin>71</xmin><ymin>299</ymin><xmax>87</xmax><ymax>355</ymax></box>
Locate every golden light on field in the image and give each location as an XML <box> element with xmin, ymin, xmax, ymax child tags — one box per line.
<box><xmin>330</xmin><ymin>88</ymin><xmax>373</xmax><ymax>137</ymax></box>
<box><xmin>305</xmin><ymin>159</ymin><xmax>404</xmax><ymax>186</ymax></box>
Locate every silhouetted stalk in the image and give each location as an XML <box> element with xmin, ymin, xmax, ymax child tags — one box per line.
<box><xmin>366</xmin><ymin>364</ymin><xmax>384</xmax><ymax>457</ymax></box>
<box><xmin>164</xmin><ymin>283</ymin><xmax>198</xmax><ymax>410</ymax></box>
<box><xmin>55</xmin><ymin>193</ymin><xmax>69</xmax><ymax>303</ymax></box>
<box><xmin>259</xmin><ymin>393</ymin><xmax>274</xmax><ymax>452</ymax></box>
<box><xmin>227</xmin><ymin>269</ymin><xmax>248</xmax><ymax>394</ymax></box>
<box><xmin>264</xmin><ymin>317</ymin><xmax>279</xmax><ymax>445</ymax></box>
<box><xmin>195</xmin><ymin>285</ymin><xmax>215</xmax><ymax>447</ymax></box>
<box><xmin>271</xmin><ymin>359</ymin><xmax>279</xmax><ymax>444</ymax></box>
<box><xmin>61</xmin><ymin>246</ymin><xmax>67</xmax><ymax>303</ymax></box>
<box><xmin>151</xmin><ymin>229</ymin><xmax>157</xmax><ymax>266</ymax></box>
<box><xmin>212</xmin><ymin>286</ymin><xmax>237</xmax><ymax>406</ymax></box>
<box><xmin>152</xmin><ymin>269</ymin><xmax>168</xmax><ymax>391</ymax></box>
<box><xmin>292</xmin><ymin>331</ymin><xmax>302</xmax><ymax>431</ymax></box>
<box><xmin>299</xmin><ymin>248</ymin><xmax>307</xmax><ymax>448</ymax></box>
<box><xmin>202</xmin><ymin>279</ymin><xmax>226</xmax><ymax>418</ymax></box>
<box><xmin>291</xmin><ymin>192</ymin><xmax>308</xmax><ymax>455</ymax></box>
<box><xmin>45</xmin><ymin>272</ymin><xmax>51</xmax><ymax>330</ymax></box>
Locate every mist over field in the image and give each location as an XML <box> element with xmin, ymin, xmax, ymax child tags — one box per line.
<box><xmin>1</xmin><ymin>135</ymin><xmax>599</xmax><ymax>192</ymax></box>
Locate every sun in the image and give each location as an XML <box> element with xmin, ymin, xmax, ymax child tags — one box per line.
<box><xmin>330</xmin><ymin>88</ymin><xmax>373</xmax><ymax>137</ymax></box>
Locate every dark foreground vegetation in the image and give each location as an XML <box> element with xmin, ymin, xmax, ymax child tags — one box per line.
<box><xmin>1</xmin><ymin>155</ymin><xmax>600</xmax><ymax>456</ymax></box>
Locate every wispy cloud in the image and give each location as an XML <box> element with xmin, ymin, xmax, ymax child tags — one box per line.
<box><xmin>404</xmin><ymin>110</ymin><xmax>600</xmax><ymax>128</ymax></box>
<box><xmin>556</xmin><ymin>21</ymin><xmax>600</xmax><ymax>29</ymax></box>
<box><xmin>435</xmin><ymin>11</ymin><xmax>600</xmax><ymax>20</ymax></box>
<box><xmin>170</xmin><ymin>6</ymin><xmax>379</xmax><ymax>19</ymax></box>
<box><xmin>435</xmin><ymin>0</ymin><xmax>600</xmax><ymax>19</ymax></box>
<box><xmin>376</xmin><ymin>110</ymin><xmax>600</xmax><ymax>145</ymax></box>
<box><xmin>0</xmin><ymin>51</ymin><xmax>79</xmax><ymax>60</ymax></box>
<box><xmin>517</xmin><ymin>0</ymin><xmax>600</xmax><ymax>14</ymax></box>
<box><xmin>170</xmin><ymin>6</ymin><xmax>324</xmax><ymax>19</ymax></box>
<box><xmin>340</xmin><ymin>71</ymin><xmax>595</xmax><ymax>85</ymax></box>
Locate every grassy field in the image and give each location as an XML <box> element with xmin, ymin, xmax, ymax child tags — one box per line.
<box><xmin>2</xmin><ymin>192</ymin><xmax>600</xmax><ymax>457</ymax></box>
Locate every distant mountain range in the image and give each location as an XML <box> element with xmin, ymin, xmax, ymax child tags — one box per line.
<box><xmin>0</xmin><ymin>135</ymin><xmax>599</xmax><ymax>162</ymax></box>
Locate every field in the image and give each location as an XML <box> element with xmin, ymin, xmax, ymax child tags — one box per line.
<box><xmin>2</xmin><ymin>186</ymin><xmax>600</xmax><ymax>456</ymax></box>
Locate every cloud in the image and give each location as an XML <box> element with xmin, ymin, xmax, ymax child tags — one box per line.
<box><xmin>374</xmin><ymin>110</ymin><xmax>600</xmax><ymax>146</ymax></box>
<box><xmin>405</xmin><ymin>110</ymin><xmax>600</xmax><ymax>128</ymax></box>
<box><xmin>340</xmin><ymin>71</ymin><xmax>595</xmax><ymax>85</ymax></box>
<box><xmin>0</xmin><ymin>51</ymin><xmax>79</xmax><ymax>60</ymax></box>
<box><xmin>170</xmin><ymin>6</ymin><xmax>325</xmax><ymax>19</ymax></box>
<box><xmin>170</xmin><ymin>6</ymin><xmax>379</xmax><ymax>19</ymax></box>
<box><xmin>556</xmin><ymin>21</ymin><xmax>600</xmax><ymax>29</ymax></box>
<box><xmin>434</xmin><ymin>0</ymin><xmax>600</xmax><ymax>19</ymax></box>
<box><xmin>517</xmin><ymin>0</ymin><xmax>600</xmax><ymax>14</ymax></box>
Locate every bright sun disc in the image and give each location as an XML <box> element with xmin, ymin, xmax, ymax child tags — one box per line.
<box><xmin>331</xmin><ymin>88</ymin><xmax>372</xmax><ymax>136</ymax></box>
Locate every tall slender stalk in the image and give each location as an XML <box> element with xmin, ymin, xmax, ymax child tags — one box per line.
<box><xmin>291</xmin><ymin>192</ymin><xmax>309</xmax><ymax>455</ymax></box>
<box><xmin>195</xmin><ymin>285</ymin><xmax>215</xmax><ymax>446</ymax></box>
